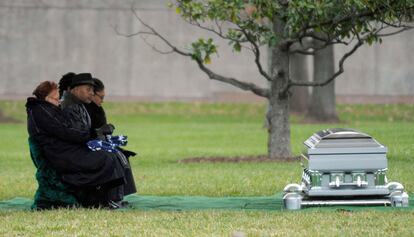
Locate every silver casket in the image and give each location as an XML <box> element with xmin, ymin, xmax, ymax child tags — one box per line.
<box><xmin>283</xmin><ymin>128</ymin><xmax>409</xmax><ymax>210</ymax></box>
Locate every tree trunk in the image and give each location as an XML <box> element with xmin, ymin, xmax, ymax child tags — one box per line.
<box><xmin>308</xmin><ymin>39</ymin><xmax>338</xmax><ymax>122</ymax></box>
<box><xmin>289</xmin><ymin>53</ymin><xmax>309</xmax><ymax>113</ymax></box>
<box><xmin>266</xmin><ymin>91</ymin><xmax>291</xmax><ymax>158</ymax></box>
<box><xmin>266</xmin><ymin>18</ymin><xmax>292</xmax><ymax>159</ymax></box>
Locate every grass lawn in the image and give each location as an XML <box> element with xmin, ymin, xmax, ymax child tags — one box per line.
<box><xmin>0</xmin><ymin>100</ymin><xmax>413</xmax><ymax>236</ymax></box>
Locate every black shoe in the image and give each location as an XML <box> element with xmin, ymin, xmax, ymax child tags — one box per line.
<box><xmin>107</xmin><ymin>200</ymin><xmax>122</xmax><ymax>209</ymax></box>
<box><xmin>105</xmin><ymin>200</ymin><xmax>129</xmax><ymax>209</ymax></box>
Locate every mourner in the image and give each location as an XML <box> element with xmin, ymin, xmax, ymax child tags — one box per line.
<box><xmin>61</xmin><ymin>74</ymin><xmax>136</xmax><ymax>206</ymax></box>
<box><xmin>27</xmin><ymin>81</ymin><xmax>77</xmax><ymax>209</ymax></box>
<box><xmin>84</xmin><ymin>78</ymin><xmax>137</xmax><ymax>196</ymax></box>
<box><xmin>84</xmin><ymin>78</ymin><xmax>107</xmax><ymax>130</ymax></box>
<box><xmin>60</xmin><ymin>73</ymin><xmax>95</xmax><ymax>133</ymax></box>
<box><xmin>58</xmin><ymin>72</ymin><xmax>76</xmax><ymax>100</ymax></box>
<box><xmin>84</xmin><ymin>78</ymin><xmax>136</xmax><ymax>155</ymax></box>
<box><xmin>27</xmin><ymin>81</ymin><xmax>130</xmax><ymax>209</ymax></box>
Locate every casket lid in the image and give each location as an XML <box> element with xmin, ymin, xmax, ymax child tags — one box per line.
<box><xmin>304</xmin><ymin>128</ymin><xmax>384</xmax><ymax>149</ymax></box>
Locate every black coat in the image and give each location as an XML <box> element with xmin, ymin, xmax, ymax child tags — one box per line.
<box><xmin>26</xmin><ymin>97</ymin><xmax>124</xmax><ymax>188</ymax></box>
<box><xmin>84</xmin><ymin>102</ymin><xmax>107</xmax><ymax>135</ymax></box>
<box><xmin>60</xmin><ymin>91</ymin><xmax>91</xmax><ymax>134</ymax></box>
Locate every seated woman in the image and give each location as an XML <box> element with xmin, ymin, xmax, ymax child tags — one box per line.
<box><xmin>85</xmin><ymin>77</ymin><xmax>137</xmax><ymax>197</ymax></box>
<box><xmin>85</xmin><ymin>78</ymin><xmax>136</xmax><ymax>156</ymax></box>
<box><xmin>26</xmin><ymin>81</ymin><xmax>128</xmax><ymax>209</ymax></box>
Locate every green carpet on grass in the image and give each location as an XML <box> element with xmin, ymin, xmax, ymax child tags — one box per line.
<box><xmin>1</xmin><ymin>194</ymin><xmax>413</xmax><ymax>212</ymax></box>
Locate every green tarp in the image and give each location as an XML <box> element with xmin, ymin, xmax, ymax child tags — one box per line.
<box><xmin>1</xmin><ymin>194</ymin><xmax>413</xmax><ymax>212</ymax></box>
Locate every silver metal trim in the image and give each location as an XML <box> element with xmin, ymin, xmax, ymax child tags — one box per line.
<box><xmin>301</xmin><ymin>199</ymin><xmax>391</xmax><ymax>206</ymax></box>
<box><xmin>328</xmin><ymin>180</ymin><xmax>368</xmax><ymax>188</ymax></box>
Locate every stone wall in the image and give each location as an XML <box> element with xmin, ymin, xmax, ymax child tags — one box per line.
<box><xmin>0</xmin><ymin>0</ymin><xmax>412</xmax><ymax>102</ymax></box>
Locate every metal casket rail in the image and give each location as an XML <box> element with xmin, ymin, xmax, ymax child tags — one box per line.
<box><xmin>283</xmin><ymin>128</ymin><xmax>410</xmax><ymax>210</ymax></box>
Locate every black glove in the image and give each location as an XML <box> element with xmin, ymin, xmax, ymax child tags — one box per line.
<box><xmin>118</xmin><ymin>147</ymin><xmax>137</xmax><ymax>158</ymax></box>
<box><xmin>95</xmin><ymin>123</ymin><xmax>115</xmax><ymax>140</ymax></box>
<box><xmin>123</xmin><ymin>150</ymin><xmax>137</xmax><ymax>157</ymax></box>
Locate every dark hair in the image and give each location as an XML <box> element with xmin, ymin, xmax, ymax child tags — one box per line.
<box><xmin>32</xmin><ymin>81</ymin><xmax>58</xmax><ymax>100</ymax></box>
<box><xmin>59</xmin><ymin>72</ymin><xmax>76</xmax><ymax>98</ymax></box>
<box><xmin>92</xmin><ymin>78</ymin><xmax>105</xmax><ymax>93</ymax></box>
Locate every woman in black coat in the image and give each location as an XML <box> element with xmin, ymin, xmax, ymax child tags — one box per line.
<box><xmin>85</xmin><ymin>78</ymin><xmax>137</xmax><ymax>196</ymax></box>
<box><xmin>84</xmin><ymin>78</ymin><xmax>107</xmax><ymax>131</ymax></box>
<box><xmin>27</xmin><ymin>81</ymin><xmax>126</xmax><ymax>208</ymax></box>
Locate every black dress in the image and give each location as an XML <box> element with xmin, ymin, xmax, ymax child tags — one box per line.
<box><xmin>84</xmin><ymin>101</ymin><xmax>137</xmax><ymax>196</ymax></box>
<box><xmin>84</xmin><ymin>101</ymin><xmax>107</xmax><ymax>131</ymax></box>
<box><xmin>26</xmin><ymin>97</ymin><xmax>126</xmax><ymax>205</ymax></box>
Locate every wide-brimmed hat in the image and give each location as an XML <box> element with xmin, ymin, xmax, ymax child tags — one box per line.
<box><xmin>69</xmin><ymin>73</ymin><xmax>95</xmax><ymax>88</ymax></box>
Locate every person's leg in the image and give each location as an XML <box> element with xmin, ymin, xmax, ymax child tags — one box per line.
<box><xmin>73</xmin><ymin>186</ymin><xmax>107</xmax><ymax>208</ymax></box>
<box><xmin>123</xmin><ymin>166</ymin><xmax>137</xmax><ymax>196</ymax></box>
<box><xmin>115</xmin><ymin>151</ymin><xmax>137</xmax><ymax>196</ymax></box>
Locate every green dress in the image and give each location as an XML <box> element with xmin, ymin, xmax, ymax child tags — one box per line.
<box><xmin>28</xmin><ymin>137</ymin><xmax>78</xmax><ymax>209</ymax></box>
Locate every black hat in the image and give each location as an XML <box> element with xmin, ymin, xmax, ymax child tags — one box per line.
<box><xmin>69</xmin><ymin>73</ymin><xmax>95</xmax><ymax>89</ymax></box>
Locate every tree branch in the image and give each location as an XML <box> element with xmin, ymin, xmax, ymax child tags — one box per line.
<box><xmin>194</xmin><ymin>58</ymin><xmax>270</xmax><ymax>97</ymax></box>
<box><xmin>139</xmin><ymin>35</ymin><xmax>175</xmax><ymax>54</ymax></box>
<box><xmin>289</xmin><ymin>37</ymin><xmax>351</xmax><ymax>55</ymax></box>
<box><xmin>239</xmin><ymin>27</ymin><xmax>273</xmax><ymax>81</ymax></box>
<box><xmin>123</xmin><ymin>7</ymin><xmax>270</xmax><ymax>98</ymax></box>
<box><xmin>283</xmin><ymin>3</ymin><xmax>412</xmax><ymax>49</ymax></box>
<box><xmin>129</xmin><ymin>7</ymin><xmax>192</xmax><ymax>57</ymax></box>
<box><xmin>377</xmin><ymin>26</ymin><xmax>413</xmax><ymax>37</ymax></box>
<box><xmin>185</xmin><ymin>19</ymin><xmax>248</xmax><ymax>44</ymax></box>
<box><xmin>304</xmin><ymin>6</ymin><xmax>386</xmax><ymax>32</ymax></box>
<box><xmin>283</xmin><ymin>39</ymin><xmax>364</xmax><ymax>93</ymax></box>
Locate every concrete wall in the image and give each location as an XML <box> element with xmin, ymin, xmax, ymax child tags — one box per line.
<box><xmin>0</xmin><ymin>0</ymin><xmax>413</xmax><ymax>101</ymax></box>
<box><xmin>335</xmin><ymin>30</ymin><xmax>414</xmax><ymax>97</ymax></box>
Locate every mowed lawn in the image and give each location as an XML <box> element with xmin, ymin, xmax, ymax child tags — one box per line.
<box><xmin>0</xmin><ymin>101</ymin><xmax>413</xmax><ymax>236</ymax></box>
